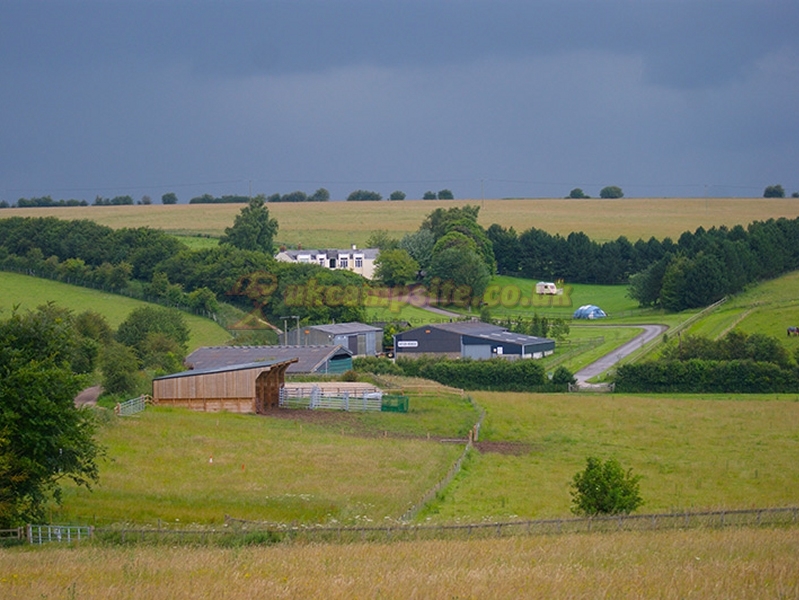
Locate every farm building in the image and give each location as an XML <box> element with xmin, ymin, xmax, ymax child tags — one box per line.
<box><xmin>394</xmin><ymin>321</ymin><xmax>555</xmax><ymax>360</ymax></box>
<box><xmin>280</xmin><ymin>322</ymin><xmax>382</xmax><ymax>356</ymax></box>
<box><xmin>275</xmin><ymin>246</ymin><xmax>379</xmax><ymax>279</ymax></box>
<box><xmin>573</xmin><ymin>304</ymin><xmax>607</xmax><ymax>319</ymax></box>
<box><xmin>186</xmin><ymin>345</ymin><xmax>353</xmax><ymax>375</ymax></box>
<box><xmin>152</xmin><ymin>358</ymin><xmax>297</xmax><ymax>414</ymax></box>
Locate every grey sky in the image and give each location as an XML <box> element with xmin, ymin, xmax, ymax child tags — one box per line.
<box><xmin>1</xmin><ymin>0</ymin><xmax>798</xmax><ymax>202</ymax></box>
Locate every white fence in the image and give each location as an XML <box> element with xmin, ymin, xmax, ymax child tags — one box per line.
<box><xmin>279</xmin><ymin>386</ymin><xmax>383</xmax><ymax>411</ymax></box>
<box><xmin>27</xmin><ymin>524</ymin><xmax>93</xmax><ymax>544</ymax></box>
<box><xmin>115</xmin><ymin>395</ymin><xmax>149</xmax><ymax>417</ymax></box>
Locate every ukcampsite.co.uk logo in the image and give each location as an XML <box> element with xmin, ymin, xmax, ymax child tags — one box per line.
<box><xmin>482</xmin><ymin>282</ymin><xmax>573</xmax><ymax>309</ymax></box>
<box><xmin>229</xmin><ymin>272</ymin><xmax>573</xmax><ymax>314</ymax></box>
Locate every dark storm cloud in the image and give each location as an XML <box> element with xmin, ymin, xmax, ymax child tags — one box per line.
<box><xmin>0</xmin><ymin>0</ymin><xmax>798</xmax><ymax>201</ymax></box>
<box><xmin>4</xmin><ymin>1</ymin><xmax>793</xmax><ymax>87</ymax></box>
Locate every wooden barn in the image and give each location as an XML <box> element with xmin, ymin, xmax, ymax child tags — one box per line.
<box><xmin>151</xmin><ymin>359</ymin><xmax>297</xmax><ymax>414</ymax></box>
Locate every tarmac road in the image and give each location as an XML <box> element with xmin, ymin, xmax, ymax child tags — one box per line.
<box><xmin>574</xmin><ymin>324</ymin><xmax>668</xmax><ymax>384</ymax></box>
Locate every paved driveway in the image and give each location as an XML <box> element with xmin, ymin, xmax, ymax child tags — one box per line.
<box><xmin>574</xmin><ymin>324</ymin><xmax>668</xmax><ymax>383</ymax></box>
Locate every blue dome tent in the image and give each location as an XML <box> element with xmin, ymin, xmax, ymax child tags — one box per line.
<box><xmin>573</xmin><ymin>304</ymin><xmax>607</xmax><ymax>319</ymax></box>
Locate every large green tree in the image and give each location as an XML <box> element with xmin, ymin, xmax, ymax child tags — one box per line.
<box><xmin>115</xmin><ymin>306</ymin><xmax>190</xmax><ymax>365</ymax></box>
<box><xmin>426</xmin><ymin>247</ymin><xmax>491</xmax><ymax>307</ymax></box>
<box><xmin>0</xmin><ymin>305</ymin><xmax>102</xmax><ymax>527</ymax></box>
<box><xmin>219</xmin><ymin>195</ymin><xmax>279</xmax><ymax>254</ymax></box>
<box><xmin>374</xmin><ymin>248</ymin><xmax>419</xmax><ymax>286</ymax></box>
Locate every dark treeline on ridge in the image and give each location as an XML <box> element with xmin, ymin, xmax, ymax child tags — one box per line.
<box><xmin>488</xmin><ymin>217</ymin><xmax>799</xmax><ymax>311</ymax></box>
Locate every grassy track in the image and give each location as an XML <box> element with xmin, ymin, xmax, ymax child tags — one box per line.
<box><xmin>422</xmin><ymin>392</ymin><xmax>799</xmax><ymax>522</ymax></box>
<box><xmin>686</xmin><ymin>270</ymin><xmax>799</xmax><ymax>354</ymax></box>
<box><xmin>4</xmin><ymin>197</ymin><xmax>799</xmax><ymax>248</ymax></box>
<box><xmin>0</xmin><ymin>271</ymin><xmax>230</xmax><ymax>351</ymax></box>
<box><xmin>1</xmin><ymin>528</ymin><xmax>797</xmax><ymax>599</ymax></box>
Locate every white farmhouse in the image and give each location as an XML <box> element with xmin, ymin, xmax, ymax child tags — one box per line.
<box><xmin>275</xmin><ymin>246</ymin><xmax>379</xmax><ymax>279</ymax></box>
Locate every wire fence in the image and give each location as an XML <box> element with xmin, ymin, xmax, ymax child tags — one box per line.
<box><xmin>16</xmin><ymin>507</ymin><xmax>799</xmax><ymax>546</ymax></box>
<box><xmin>81</xmin><ymin>506</ymin><xmax>799</xmax><ymax>547</ymax></box>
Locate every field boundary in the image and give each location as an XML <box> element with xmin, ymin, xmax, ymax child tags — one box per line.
<box><xmin>67</xmin><ymin>506</ymin><xmax>799</xmax><ymax>546</ymax></box>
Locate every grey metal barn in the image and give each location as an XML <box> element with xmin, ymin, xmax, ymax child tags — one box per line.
<box><xmin>394</xmin><ymin>321</ymin><xmax>555</xmax><ymax>360</ymax></box>
<box><xmin>280</xmin><ymin>322</ymin><xmax>382</xmax><ymax>356</ymax></box>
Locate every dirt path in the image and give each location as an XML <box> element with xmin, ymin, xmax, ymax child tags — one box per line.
<box><xmin>74</xmin><ymin>385</ymin><xmax>103</xmax><ymax>407</ymax></box>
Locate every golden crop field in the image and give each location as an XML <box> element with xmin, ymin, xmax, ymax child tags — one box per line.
<box><xmin>1</xmin><ymin>528</ymin><xmax>797</xmax><ymax>599</ymax></box>
<box><xmin>4</xmin><ymin>197</ymin><xmax>799</xmax><ymax>248</ymax></box>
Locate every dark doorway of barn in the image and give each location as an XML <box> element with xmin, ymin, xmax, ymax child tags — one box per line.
<box><xmin>255</xmin><ymin>369</ymin><xmax>280</xmax><ymax>413</ymax></box>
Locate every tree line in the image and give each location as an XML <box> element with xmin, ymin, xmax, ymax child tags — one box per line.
<box><xmin>0</xmin><ymin>208</ymin><xmax>365</xmax><ymax>326</ymax></box>
<box><xmin>3</xmin><ymin>203</ymin><xmax>799</xmax><ymax>319</ymax></box>
<box><xmin>486</xmin><ymin>217</ymin><xmax>799</xmax><ymax>311</ymax></box>
<box><xmin>2</xmin><ymin>186</ymin><xmax>452</xmax><ymax>206</ymax></box>
<box><xmin>615</xmin><ymin>330</ymin><xmax>799</xmax><ymax>393</ymax></box>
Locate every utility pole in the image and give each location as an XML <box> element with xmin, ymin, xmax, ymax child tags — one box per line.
<box><xmin>280</xmin><ymin>316</ymin><xmax>291</xmax><ymax>344</ymax></box>
<box><xmin>293</xmin><ymin>315</ymin><xmax>300</xmax><ymax>345</ymax></box>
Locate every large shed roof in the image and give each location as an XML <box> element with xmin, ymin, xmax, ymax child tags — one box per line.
<box><xmin>153</xmin><ymin>358</ymin><xmax>296</xmax><ymax>381</ymax></box>
<box><xmin>308</xmin><ymin>322</ymin><xmax>382</xmax><ymax>335</ymax></box>
<box><xmin>401</xmin><ymin>321</ymin><xmax>553</xmax><ymax>347</ymax></box>
<box><xmin>186</xmin><ymin>345</ymin><xmax>351</xmax><ymax>374</ymax></box>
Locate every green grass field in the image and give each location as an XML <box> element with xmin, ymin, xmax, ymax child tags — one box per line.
<box><xmin>53</xmin><ymin>387</ymin><xmax>799</xmax><ymax>527</ymax></box>
<box><xmin>686</xmin><ymin>271</ymin><xmax>799</xmax><ymax>354</ymax></box>
<box><xmin>423</xmin><ymin>392</ymin><xmax>799</xmax><ymax>522</ymax></box>
<box><xmin>0</xmin><ymin>271</ymin><xmax>231</xmax><ymax>351</ymax></box>
<box><xmin>55</xmin><ymin>391</ymin><xmax>475</xmax><ymax>526</ymax></box>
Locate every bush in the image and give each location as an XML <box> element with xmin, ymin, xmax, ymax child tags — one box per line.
<box><xmin>599</xmin><ymin>186</ymin><xmax>624</xmax><ymax>199</ymax></box>
<box><xmin>353</xmin><ymin>356</ymin><xmax>403</xmax><ymax>375</ymax></box>
<box><xmin>340</xmin><ymin>369</ymin><xmax>359</xmax><ymax>382</ymax></box>
<box><xmin>346</xmin><ymin>190</ymin><xmax>382</xmax><ymax>201</ymax></box>
<box><xmin>570</xmin><ymin>457</ymin><xmax>643</xmax><ymax>516</ymax></box>
<box><xmin>763</xmin><ymin>184</ymin><xmax>785</xmax><ymax>198</ymax></box>
<box><xmin>551</xmin><ymin>365</ymin><xmax>576</xmax><ymax>385</ymax></box>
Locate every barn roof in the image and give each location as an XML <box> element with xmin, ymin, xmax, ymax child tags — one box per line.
<box><xmin>153</xmin><ymin>358</ymin><xmax>297</xmax><ymax>381</ymax></box>
<box><xmin>400</xmin><ymin>321</ymin><xmax>553</xmax><ymax>347</ymax></box>
<box><xmin>308</xmin><ymin>322</ymin><xmax>382</xmax><ymax>335</ymax></box>
<box><xmin>463</xmin><ymin>329</ymin><xmax>553</xmax><ymax>346</ymax></box>
<box><xmin>408</xmin><ymin>321</ymin><xmax>506</xmax><ymax>336</ymax></box>
<box><xmin>186</xmin><ymin>345</ymin><xmax>351</xmax><ymax>374</ymax></box>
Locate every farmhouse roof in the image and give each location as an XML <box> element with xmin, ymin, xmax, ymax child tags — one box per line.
<box><xmin>280</xmin><ymin>248</ymin><xmax>379</xmax><ymax>259</ymax></box>
<box><xmin>186</xmin><ymin>345</ymin><xmax>352</xmax><ymax>374</ymax></box>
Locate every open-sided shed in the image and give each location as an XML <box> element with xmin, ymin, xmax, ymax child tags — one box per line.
<box><xmin>152</xmin><ymin>358</ymin><xmax>297</xmax><ymax>414</ymax></box>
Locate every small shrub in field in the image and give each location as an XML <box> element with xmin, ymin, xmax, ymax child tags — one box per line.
<box><xmin>340</xmin><ymin>369</ymin><xmax>359</xmax><ymax>382</ymax></box>
<box><xmin>570</xmin><ymin>456</ymin><xmax>643</xmax><ymax>516</ymax></box>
